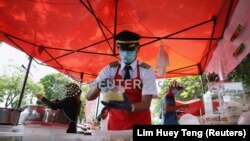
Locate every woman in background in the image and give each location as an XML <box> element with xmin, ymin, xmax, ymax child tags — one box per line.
<box><xmin>160</xmin><ymin>81</ymin><xmax>189</xmax><ymax>125</ymax></box>
<box><xmin>36</xmin><ymin>83</ymin><xmax>82</xmax><ymax>133</ymax></box>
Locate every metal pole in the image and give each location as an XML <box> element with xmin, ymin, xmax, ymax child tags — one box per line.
<box><xmin>95</xmin><ymin>95</ymin><xmax>100</xmax><ymax>119</ymax></box>
<box><xmin>199</xmin><ymin>75</ymin><xmax>205</xmax><ymax>94</ymax></box>
<box><xmin>198</xmin><ymin>63</ymin><xmax>205</xmax><ymax>94</ymax></box>
<box><xmin>17</xmin><ymin>56</ymin><xmax>33</xmax><ymax>108</ymax></box>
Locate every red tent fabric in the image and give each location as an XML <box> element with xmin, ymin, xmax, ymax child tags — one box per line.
<box><xmin>0</xmin><ymin>0</ymin><xmax>238</xmax><ymax>83</ymax></box>
<box><xmin>206</xmin><ymin>0</ymin><xmax>250</xmax><ymax>79</ymax></box>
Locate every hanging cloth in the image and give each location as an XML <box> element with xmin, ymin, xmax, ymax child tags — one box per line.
<box><xmin>156</xmin><ymin>45</ymin><xmax>169</xmax><ymax>76</ymax></box>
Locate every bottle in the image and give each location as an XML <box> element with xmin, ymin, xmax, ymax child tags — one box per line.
<box><xmin>19</xmin><ymin>108</ymin><xmax>30</xmax><ymax>124</ymax></box>
<box><xmin>203</xmin><ymin>91</ymin><xmax>213</xmax><ymax>116</ymax></box>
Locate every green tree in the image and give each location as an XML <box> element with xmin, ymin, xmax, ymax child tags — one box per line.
<box><xmin>0</xmin><ymin>64</ymin><xmax>44</xmax><ymax>108</ymax></box>
<box><xmin>39</xmin><ymin>73</ymin><xmax>72</xmax><ymax>102</ymax></box>
<box><xmin>157</xmin><ymin>76</ymin><xmax>203</xmax><ymax>101</ymax></box>
<box><xmin>38</xmin><ymin>73</ymin><xmax>88</xmax><ymax>123</ymax></box>
<box><xmin>152</xmin><ymin>76</ymin><xmax>204</xmax><ymax>124</ymax></box>
<box><xmin>228</xmin><ymin>53</ymin><xmax>250</xmax><ymax>90</ymax></box>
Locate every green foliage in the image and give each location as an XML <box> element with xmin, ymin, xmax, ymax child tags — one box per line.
<box><xmin>38</xmin><ymin>73</ymin><xmax>88</xmax><ymax>123</ymax></box>
<box><xmin>228</xmin><ymin>53</ymin><xmax>250</xmax><ymax>90</ymax></box>
<box><xmin>39</xmin><ymin>73</ymin><xmax>72</xmax><ymax>102</ymax></box>
<box><xmin>152</xmin><ymin>76</ymin><xmax>204</xmax><ymax>124</ymax></box>
<box><xmin>0</xmin><ymin>64</ymin><xmax>44</xmax><ymax>108</ymax></box>
<box><xmin>157</xmin><ymin>76</ymin><xmax>204</xmax><ymax>101</ymax></box>
<box><xmin>201</xmin><ymin>73</ymin><xmax>208</xmax><ymax>92</ymax></box>
<box><xmin>0</xmin><ymin>63</ymin><xmax>92</xmax><ymax>123</ymax></box>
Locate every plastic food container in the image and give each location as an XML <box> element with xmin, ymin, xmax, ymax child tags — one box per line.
<box><xmin>0</xmin><ymin>132</ymin><xmax>23</xmax><ymax>141</ymax></box>
<box><xmin>44</xmin><ymin>109</ymin><xmax>69</xmax><ymax>125</ymax></box>
<box><xmin>179</xmin><ymin>114</ymin><xmax>200</xmax><ymax>125</ymax></box>
<box><xmin>204</xmin><ymin>114</ymin><xmax>220</xmax><ymax>124</ymax></box>
<box><xmin>238</xmin><ymin>111</ymin><xmax>250</xmax><ymax>125</ymax></box>
<box><xmin>102</xmin><ymin>86</ymin><xmax>125</xmax><ymax>103</ymax></box>
<box><xmin>91</xmin><ymin>130</ymin><xmax>132</xmax><ymax>141</ymax></box>
<box><xmin>22</xmin><ymin>124</ymin><xmax>67</xmax><ymax>141</ymax></box>
<box><xmin>52</xmin><ymin>134</ymin><xmax>95</xmax><ymax>141</ymax></box>
<box><xmin>52</xmin><ymin>132</ymin><xmax>116</xmax><ymax>141</ymax></box>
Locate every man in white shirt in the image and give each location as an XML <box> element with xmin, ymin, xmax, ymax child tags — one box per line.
<box><xmin>87</xmin><ymin>30</ymin><xmax>157</xmax><ymax>130</ymax></box>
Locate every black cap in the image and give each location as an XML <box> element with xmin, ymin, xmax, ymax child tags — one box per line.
<box><xmin>115</xmin><ymin>30</ymin><xmax>141</xmax><ymax>51</ymax></box>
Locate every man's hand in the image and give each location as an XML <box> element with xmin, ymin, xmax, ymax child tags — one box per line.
<box><xmin>101</xmin><ymin>93</ymin><xmax>134</xmax><ymax>112</ymax></box>
<box><xmin>35</xmin><ymin>94</ymin><xmax>44</xmax><ymax>100</ymax></box>
<box><xmin>97</xmin><ymin>107</ymin><xmax>109</xmax><ymax>122</ymax></box>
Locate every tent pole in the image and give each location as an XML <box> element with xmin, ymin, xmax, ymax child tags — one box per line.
<box><xmin>95</xmin><ymin>95</ymin><xmax>100</xmax><ymax>119</ymax></box>
<box><xmin>112</xmin><ymin>0</ymin><xmax>119</xmax><ymax>56</ymax></box>
<box><xmin>17</xmin><ymin>56</ymin><xmax>33</xmax><ymax>108</ymax></box>
<box><xmin>198</xmin><ymin>63</ymin><xmax>205</xmax><ymax>94</ymax></box>
<box><xmin>80</xmin><ymin>72</ymin><xmax>84</xmax><ymax>84</ymax></box>
<box><xmin>199</xmin><ymin>75</ymin><xmax>205</xmax><ymax>94</ymax></box>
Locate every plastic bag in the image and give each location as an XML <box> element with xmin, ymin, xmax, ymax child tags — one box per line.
<box><xmin>101</xmin><ymin>79</ymin><xmax>125</xmax><ymax>103</ymax></box>
<box><xmin>179</xmin><ymin>114</ymin><xmax>200</xmax><ymax>125</ymax></box>
<box><xmin>103</xmin><ymin>86</ymin><xmax>125</xmax><ymax>102</ymax></box>
<box><xmin>238</xmin><ymin>111</ymin><xmax>250</xmax><ymax>125</ymax></box>
<box><xmin>156</xmin><ymin>45</ymin><xmax>169</xmax><ymax>76</ymax></box>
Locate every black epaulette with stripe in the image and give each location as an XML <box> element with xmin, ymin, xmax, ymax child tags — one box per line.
<box><xmin>140</xmin><ymin>62</ymin><xmax>151</xmax><ymax>69</ymax></box>
<box><xmin>109</xmin><ymin>61</ymin><xmax>120</xmax><ymax>68</ymax></box>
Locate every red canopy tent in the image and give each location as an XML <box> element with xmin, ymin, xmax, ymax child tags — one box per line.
<box><xmin>0</xmin><ymin>0</ymin><xmax>238</xmax><ymax>83</ymax></box>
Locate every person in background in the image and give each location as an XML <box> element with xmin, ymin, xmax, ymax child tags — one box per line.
<box><xmin>36</xmin><ymin>83</ymin><xmax>82</xmax><ymax>133</ymax></box>
<box><xmin>160</xmin><ymin>80</ymin><xmax>189</xmax><ymax>125</ymax></box>
<box><xmin>87</xmin><ymin>30</ymin><xmax>158</xmax><ymax>130</ymax></box>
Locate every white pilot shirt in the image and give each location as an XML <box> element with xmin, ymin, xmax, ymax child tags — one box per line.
<box><xmin>96</xmin><ymin>60</ymin><xmax>158</xmax><ymax>96</ymax></box>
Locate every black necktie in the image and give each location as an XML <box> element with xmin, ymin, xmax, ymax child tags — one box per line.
<box><xmin>124</xmin><ymin>65</ymin><xmax>132</xmax><ymax>80</ymax></box>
